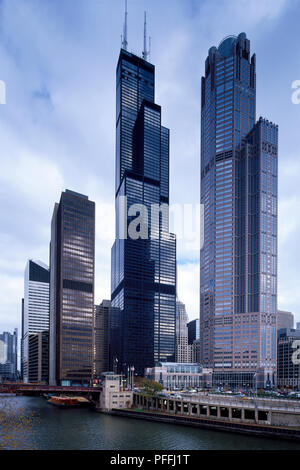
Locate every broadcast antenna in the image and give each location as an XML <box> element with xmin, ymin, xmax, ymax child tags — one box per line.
<box><xmin>142</xmin><ymin>11</ymin><xmax>150</xmax><ymax>61</ymax></box>
<box><xmin>121</xmin><ymin>0</ymin><xmax>128</xmax><ymax>50</ymax></box>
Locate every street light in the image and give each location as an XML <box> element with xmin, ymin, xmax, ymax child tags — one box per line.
<box><xmin>253</xmin><ymin>372</ymin><xmax>258</xmax><ymax>421</ymax></box>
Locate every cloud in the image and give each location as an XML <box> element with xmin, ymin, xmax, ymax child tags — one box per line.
<box><xmin>177</xmin><ymin>262</ymin><xmax>199</xmax><ymax>321</ymax></box>
<box><xmin>0</xmin><ymin>0</ymin><xmax>299</xmax><ymax>337</ymax></box>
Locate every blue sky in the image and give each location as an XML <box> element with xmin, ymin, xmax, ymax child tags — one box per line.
<box><xmin>0</xmin><ymin>0</ymin><xmax>299</xmax><ymax>334</ymax></box>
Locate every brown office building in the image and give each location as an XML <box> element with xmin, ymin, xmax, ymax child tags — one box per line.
<box><xmin>200</xmin><ymin>34</ymin><xmax>278</xmax><ymax>389</ymax></box>
<box><xmin>49</xmin><ymin>190</ymin><xmax>95</xmax><ymax>386</ymax></box>
<box><xmin>28</xmin><ymin>331</ymin><xmax>49</xmax><ymax>383</ymax></box>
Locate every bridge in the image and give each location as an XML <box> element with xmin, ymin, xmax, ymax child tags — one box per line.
<box><xmin>0</xmin><ymin>383</ymin><xmax>102</xmax><ymax>399</ymax></box>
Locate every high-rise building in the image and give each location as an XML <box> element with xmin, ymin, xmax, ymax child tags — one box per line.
<box><xmin>28</xmin><ymin>331</ymin><xmax>49</xmax><ymax>383</ymax></box>
<box><xmin>190</xmin><ymin>339</ymin><xmax>201</xmax><ymax>364</ymax></box>
<box><xmin>200</xmin><ymin>33</ymin><xmax>278</xmax><ymax>388</ymax></box>
<box><xmin>23</xmin><ymin>260</ymin><xmax>50</xmax><ymax>382</ymax></box>
<box><xmin>187</xmin><ymin>319</ymin><xmax>200</xmax><ymax>345</ymax></box>
<box><xmin>110</xmin><ymin>43</ymin><xmax>176</xmax><ymax>375</ymax></box>
<box><xmin>277</xmin><ymin>310</ymin><xmax>294</xmax><ymax>331</ymax></box>
<box><xmin>49</xmin><ymin>190</ymin><xmax>95</xmax><ymax>386</ymax></box>
<box><xmin>187</xmin><ymin>319</ymin><xmax>200</xmax><ymax>364</ymax></box>
<box><xmin>21</xmin><ymin>298</ymin><xmax>24</xmax><ymax>380</ymax></box>
<box><xmin>175</xmin><ymin>301</ymin><xmax>189</xmax><ymax>363</ymax></box>
<box><xmin>277</xmin><ymin>328</ymin><xmax>300</xmax><ymax>389</ymax></box>
<box><xmin>94</xmin><ymin>300</ymin><xmax>110</xmax><ymax>377</ymax></box>
<box><xmin>0</xmin><ymin>329</ymin><xmax>18</xmax><ymax>381</ymax></box>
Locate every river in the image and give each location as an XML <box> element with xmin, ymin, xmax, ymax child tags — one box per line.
<box><xmin>1</xmin><ymin>395</ymin><xmax>300</xmax><ymax>450</ymax></box>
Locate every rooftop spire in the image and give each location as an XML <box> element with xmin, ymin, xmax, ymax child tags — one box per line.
<box><xmin>122</xmin><ymin>0</ymin><xmax>128</xmax><ymax>51</ymax></box>
<box><xmin>142</xmin><ymin>11</ymin><xmax>150</xmax><ymax>61</ymax></box>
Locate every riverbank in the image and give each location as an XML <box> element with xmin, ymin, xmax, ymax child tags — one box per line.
<box><xmin>104</xmin><ymin>408</ymin><xmax>300</xmax><ymax>442</ymax></box>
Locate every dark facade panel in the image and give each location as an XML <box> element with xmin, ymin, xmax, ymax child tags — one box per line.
<box><xmin>111</xmin><ymin>49</ymin><xmax>176</xmax><ymax>376</ymax></box>
<box><xmin>29</xmin><ymin>260</ymin><xmax>50</xmax><ymax>283</ymax></box>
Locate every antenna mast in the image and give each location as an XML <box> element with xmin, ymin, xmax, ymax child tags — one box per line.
<box><xmin>122</xmin><ymin>0</ymin><xmax>128</xmax><ymax>51</ymax></box>
<box><xmin>142</xmin><ymin>11</ymin><xmax>150</xmax><ymax>61</ymax></box>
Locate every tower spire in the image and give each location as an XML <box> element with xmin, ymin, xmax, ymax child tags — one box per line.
<box><xmin>122</xmin><ymin>0</ymin><xmax>128</xmax><ymax>51</ymax></box>
<box><xmin>142</xmin><ymin>11</ymin><xmax>150</xmax><ymax>61</ymax></box>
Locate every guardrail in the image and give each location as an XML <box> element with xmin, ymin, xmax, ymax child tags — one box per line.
<box><xmin>0</xmin><ymin>383</ymin><xmax>102</xmax><ymax>393</ymax></box>
<box><xmin>177</xmin><ymin>393</ymin><xmax>300</xmax><ymax>413</ymax></box>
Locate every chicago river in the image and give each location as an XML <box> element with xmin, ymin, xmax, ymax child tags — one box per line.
<box><xmin>1</xmin><ymin>396</ymin><xmax>300</xmax><ymax>450</ymax></box>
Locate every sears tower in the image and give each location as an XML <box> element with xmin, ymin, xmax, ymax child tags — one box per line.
<box><xmin>200</xmin><ymin>34</ymin><xmax>278</xmax><ymax>388</ymax></box>
<box><xmin>110</xmin><ymin>9</ymin><xmax>176</xmax><ymax>375</ymax></box>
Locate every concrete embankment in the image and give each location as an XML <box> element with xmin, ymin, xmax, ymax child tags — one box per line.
<box><xmin>104</xmin><ymin>408</ymin><xmax>300</xmax><ymax>442</ymax></box>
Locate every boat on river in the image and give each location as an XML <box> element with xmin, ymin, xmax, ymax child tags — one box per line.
<box><xmin>48</xmin><ymin>396</ymin><xmax>90</xmax><ymax>408</ymax></box>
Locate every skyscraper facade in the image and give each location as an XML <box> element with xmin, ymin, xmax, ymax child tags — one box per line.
<box><xmin>49</xmin><ymin>190</ymin><xmax>95</xmax><ymax>386</ymax></box>
<box><xmin>175</xmin><ymin>301</ymin><xmax>189</xmax><ymax>363</ymax></box>
<box><xmin>94</xmin><ymin>300</ymin><xmax>110</xmax><ymax>377</ymax></box>
<box><xmin>200</xmin><ymin>33</ymin><xmax>278</xmax><ymax>388</ymax></box>
<box><xmin>23</xmin><ymin>260</ymin><xmax>50</xmax><ymax>382</ymax></box>
<box><xmin>187</xmin><ymin>318</ymin><xmax>200</xmax><ymax>345</ymax></box>
<box><xmin>110</xmin><ymin>48</ymin><xmax>176</xmax><ymax>375</ymax></box>
<box><xmin>187</xmin><ymin>318</ymin><xmax>200</xmax><ymax>363</ymax></box>
<box><xmin>277</xmin><ymin>310</ymin><xmax>294</xmax><ymax>331</ymax></box>
<box><xmin>28</xmin><ymin>331</ymin><xmax>49</xmax><ymax>383</ymax></box>
<box><xmin>21</xmin><ymin>298</ymin><xmax>24</xmax><ymax>380</ymax></box>
<box><xmin>0</xmin><ymin>329</ymin><xmax>18</xmax><ymax>381</ymax></box>
<box><xmin>277</xmin><ymin>328</ymin><xmax>300</xmax><ymax>389</ymax></box>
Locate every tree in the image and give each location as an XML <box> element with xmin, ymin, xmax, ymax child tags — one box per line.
<box><xmin>135</xmin><ymin>377</ymin><xmax>163</xmax><ymax>410</ymax></box>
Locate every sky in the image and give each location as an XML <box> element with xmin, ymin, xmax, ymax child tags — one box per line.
<box><xmin>0</xmin><ymin>0</ymin><xmax>300</xmax><ymax>336</ymax></box>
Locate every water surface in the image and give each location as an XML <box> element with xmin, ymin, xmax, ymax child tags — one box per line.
<box><xmin>1</xmin><ymin>395</ymin><xmax>300</xmax><ymax>450</ymax></box>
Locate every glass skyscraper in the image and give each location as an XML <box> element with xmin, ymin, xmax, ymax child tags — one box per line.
<box><xmin>110</xmin><ymin>49</ymin><xmax>176</xmax><ymax>376</ymax></box>
<box><xmin>175</xmin><ymin>300</ymin><xmax>189</xmax><ymax>363</ymax></box>
<box><xmin>0</xmin><ymin>329</ymin><xmax>18</xmax><ymax>381</ymax></box>
<box><xmin>49</xmin><ymin>190</ymin><xmax>95</xmax><ymax>386</ymax></box>
<box><xmin>200</xmin><ymin>33</ymin><xmax>278</xmax><ymax>388</ymax></box>
<box><xmin>23</xmin><ymin>260</ymin><xmax>50</xmax><ymax>383</ymax></box>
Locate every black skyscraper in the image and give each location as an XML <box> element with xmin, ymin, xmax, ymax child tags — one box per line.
<box><xmin>110</xmin><ymin>46</ymin><xmax>176</xmax><ymax>376</ymax></box>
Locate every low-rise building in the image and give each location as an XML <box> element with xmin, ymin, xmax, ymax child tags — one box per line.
<box><xmin>145</xmin><ymin>362</ymin><xmax>213</xmax><ymax>390</ymax></box>
<box><xmin>99</xmin><ymin>372</ymin><xmax>133</xmax><ymax>411</ymax></box>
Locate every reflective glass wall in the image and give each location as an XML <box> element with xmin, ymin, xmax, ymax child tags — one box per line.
<box><xmin>49</xmin><ymin>190</ymin><xmax>95</xmax><ymax>386</ymax></box>
<box><xmin>200</xmin><ymin>33</ymin><xmax>277</xmax><ymax>387</ymax></box>
<box><xmin>111</xmin><ymin>50</ymin><xmax>176</xmax><ymax>376</ymax></box>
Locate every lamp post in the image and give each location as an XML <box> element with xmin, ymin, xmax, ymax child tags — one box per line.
<box><xmin>253</xmin><ymin>372</ymin><xmax>258</xmax><ymax>421</ymax></box>
<box><xmin>130</xmin><ymin>366</ymin><xmax>135</xmax><ymax>390</ymax></box>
